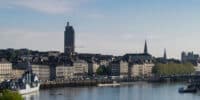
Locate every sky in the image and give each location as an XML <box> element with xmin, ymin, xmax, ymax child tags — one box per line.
<box><xmin>1</xmin><ymin>0</ymin><xmax>200</xmax><ymax>59</ymax></box>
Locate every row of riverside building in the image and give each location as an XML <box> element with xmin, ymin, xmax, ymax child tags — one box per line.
<box><xmin>0</xmin><ymin>40</ymin><xmax>155</xmax><ymax>83</ymax></box>
<box><xmin>3</xmin><ymin>50</ymin><xmax>200</xmax><ymax>83</ymax></box>
<box><xmin>2</xmin><ymin>21</ymin><xmax>200</xmax><ymax>83</ymax></box>
<box><xmin>0</xmin><ymin>53</ymin><xmax>154</xmax><ymax>83</ymax></box>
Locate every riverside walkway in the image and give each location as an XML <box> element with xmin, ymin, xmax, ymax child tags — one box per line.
<box><xmin>40</xmin><ymin>78</ymin><xmax>136</xmax><ymax>89</ymax></box>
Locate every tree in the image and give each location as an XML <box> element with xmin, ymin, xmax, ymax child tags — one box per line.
<box><xmin>152</xmin><ymin>62</ymin><xmax>195</xmax><ymax>76</ymax></box>
<box><xmin>96</xmin><ymin>65</ymin><xmax>111</xmax><ymax>75</ymax></box>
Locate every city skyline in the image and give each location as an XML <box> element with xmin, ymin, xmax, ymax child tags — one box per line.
<box><xmin>1</xmin><ymin>0</ymin><xmax>200</xmax><ymax>59</ymax></box>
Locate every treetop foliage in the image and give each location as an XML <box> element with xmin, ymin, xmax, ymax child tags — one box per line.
<box><xmin>152</xmin><ymin>62</ymin><xmax>195</xmax><ymax>75</ymax></box>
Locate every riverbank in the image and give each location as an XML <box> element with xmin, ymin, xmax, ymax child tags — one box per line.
<box><xmin>40</xmin><ymin>79</ymin><xmax>137</xmax><ymax>89</ymax></box>
<box><xmin>40</xmin><ymin>77</ymin><xmax>190</xmax><ymax>89</ymax></box>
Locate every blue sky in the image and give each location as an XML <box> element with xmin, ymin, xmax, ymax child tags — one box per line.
<box><xmin>1</xmin><ymin>0</ymin><xmax>200</xmax><ymax>59</ymax></box>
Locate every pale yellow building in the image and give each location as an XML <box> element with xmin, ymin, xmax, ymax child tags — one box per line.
<box><xmin>73</xmin><ymin>60</ymin><xmax>88</xmax><ymax>77</ymax></box>
<box><xmin>120</xmin><ymin>61</ymin><xmax>129</xmax><ymax>78</ymax></box>
<box><xmin>56</xmin><ymin>66</ymin><xmax>74</xmax><ymax>80</ymax></box>
<box><xmin>0</xmin><ymin>62</ymin><xmax>12</xmax><ymax>82</ymax></box>
<box><xmin>130</xmin><ymin>63</ymin><xmax>154</xmax><ymax>77</ymax></box>
<box><xmin>110</xmin><ymin>60</ymin><xmax>129</xmax><ymax>78</ymax></box>
<box><xmin>88</xmin><ymin>62</ymin><xmax>100</xmax><ymax>75</ymax></box>
<box><xmin>32</xmin><ymin>65</ymin><xmax>50</xmax><ymax>82</ymax></box>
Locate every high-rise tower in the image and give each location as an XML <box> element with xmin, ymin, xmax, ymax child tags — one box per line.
<box><xmin>64</xmin><ymin>22</ymin><xmax>75</xmax><ymax>57</ymax></box>
<box><xmin>144</xmin><ymin>40</ymin><xmax>148</xmax><ymax>54</ymax></box>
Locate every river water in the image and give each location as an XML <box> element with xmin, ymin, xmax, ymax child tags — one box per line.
<box><xmin>23</xmin><ymin>82</ymin><xmax>200</xmax><ymax>100</ymax></box>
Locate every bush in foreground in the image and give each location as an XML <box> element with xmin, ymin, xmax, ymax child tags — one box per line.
<box><xmin>0</xmin><ymin>90</ymin><xmax>23</xmax><ymax>100</ymax></box>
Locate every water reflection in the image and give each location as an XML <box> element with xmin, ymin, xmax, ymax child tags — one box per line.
<box><xmin>24</xmin><ymin>82</ymin><xmax>200</xmax><ymax>100</ymax></box>
<box><xmin>23</xmin><ymin>91</ymin><xmax>39</xmax><ymax>100</ymax></box>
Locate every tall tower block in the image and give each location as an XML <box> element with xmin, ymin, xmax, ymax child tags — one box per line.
<box><xmin>64</xmin><ymin>22</ymin><xmax>75</xmax><ymax>57</ymax></box>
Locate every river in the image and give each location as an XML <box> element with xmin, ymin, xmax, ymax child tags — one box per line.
<box><xmin>23</xmin><ymin>82</ymin><xmax>200</xmax><ymax>100</ymax></box>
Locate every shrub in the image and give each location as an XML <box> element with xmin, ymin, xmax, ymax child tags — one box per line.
<box><xmin>0</xmin><ymin>90</ymin><xmax>23</xmax><ymax>100</ymax></box>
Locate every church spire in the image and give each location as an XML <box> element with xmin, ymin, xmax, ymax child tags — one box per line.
<box><xmin>67</xmin><ymin>22</ymin><xmax>70</xmax><ymax>26</ymax></box>
<box><xmin>164</xmin><ymin>48</ymin><xmax>167</xmax><ymax>60</ymax></box>
<box><xmin>144</xmin><ymin>40</ymin><xmax>148</xmax><ymax>54</ymax></box>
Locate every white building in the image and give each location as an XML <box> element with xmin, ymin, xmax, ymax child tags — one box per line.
<box><xmin>73</xmin><ymin>60</ymin><xmax>88</xmax><ymax>78</ymax></box>
<box><xmin>88</xmin><ymin>61</ymin><xmax>100</xmax><ymax>75</ymax></box>
<box><xmin>0</xmin><ymin>62</ymin><xmax>12</xmax><ymax>82</ymax></box>
<box><xmin>99</xmin><ymin>60</ymin><xmax>110</xmax><ymax>66</ymax></box>
<box><xmin>120</xmin><ymin>61</ymin><xmax>129</xmax><ymax>78</ymax></box>
<box><xmin>110</xmin><ymin>60</ymin><xmax>129</xmax><ymax>78</ymax></box>
<box><xmin>56</xmin><ymin>66</ymin><xmax>74</xmax><ymax>80</ymax></box>
<box><xmin>130</xmin><ymin>63</ymin><xmax>154</xmax><ymax>77</ymax></box>
<box><xmin>32</xmin><ymin>65</ymin><xmax>50</xmax><ymax>82</ymax></box>
<box><xmin>194</xmin><ymin>63</ymin><xmax>200</xmax><ymax>74</ymax></box>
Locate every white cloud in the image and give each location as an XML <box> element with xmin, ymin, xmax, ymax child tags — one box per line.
<box><xmin>1</xmin><ymin>0</ymin><xmax>88</xmax><ymax>14</ymax></box>
<box><xmin>0</xmin><ymin>28</ymin><xmax>63</xmax><ymax>51</ymax></box>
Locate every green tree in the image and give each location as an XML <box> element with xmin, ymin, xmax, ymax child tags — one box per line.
<box><xmin>0</xmin><ymin>90</ymin><xmax>23</xmax><ymax>100</ymax></box>
<box><xmin>152</xmin><ymin>62</ymin><xmax>195</xmax><ymax>76</ymax></box>
<box><xmin>96</xmin><ymin>65</ymin><xmax>111</xmax><ymax>75</ymax></box>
